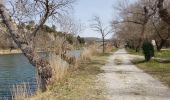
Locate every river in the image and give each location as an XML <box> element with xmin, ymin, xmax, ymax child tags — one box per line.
<box><xmin>0</xmin><ymin>50</ymin><xmax>81</xmax><ymax>99</ymax></box>
<box><xmin>0</xmin><ymin>54</ymin><xmax>37</xmax><ymax>99</ymax></box>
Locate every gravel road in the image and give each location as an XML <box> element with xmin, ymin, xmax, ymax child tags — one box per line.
<box><xmin>100</xmin><ymin>49</ymin><xmax>170</xmax><ymax>100</ymax></box>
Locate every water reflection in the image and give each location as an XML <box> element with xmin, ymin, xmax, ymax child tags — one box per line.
<box><xmin>0</xmin><ymin>50</ymin><xmax>81</xmax><ymax>99</ymax></box>
<box><xmin>0</xmin><ymin>54</ymin><xmax>37</xmax><ymax>99</ymax></box>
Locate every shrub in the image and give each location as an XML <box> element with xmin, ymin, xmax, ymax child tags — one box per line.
<box><xmin>142</xmin><ymin>41</ymin><xmax>154</xmax><ymax>61</ymax></box>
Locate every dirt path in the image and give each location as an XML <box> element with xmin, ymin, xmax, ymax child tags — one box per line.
<box><xmin>99</xmin><ymin>49</ymin><xmax>170</xmax><ymax>100</ymax></box>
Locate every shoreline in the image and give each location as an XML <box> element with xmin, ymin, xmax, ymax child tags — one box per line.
<box><xmin>0</xmin><ymin>49</ymin><xmax>22</xmax><ymax>55</ymax></box>
<box><xmin>0</xmin><ymin>49</ymin><xmax>81</xmax><ymax>56</ymax></box>
<box><xmin>0</xmin><ymin>49</ymin><xmax>45</xmax><ymax>55</ymax></box>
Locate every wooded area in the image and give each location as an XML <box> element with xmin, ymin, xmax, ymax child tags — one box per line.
<box><xmin>112</xmin><ymin>0</ymin><xmax>170</xmax><ymax>52</ymax></box>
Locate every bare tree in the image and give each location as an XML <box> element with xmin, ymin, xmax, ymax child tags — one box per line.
<box><xmin>151</xmin><ymin>19</ymin><xmax>170</xmax><ymax>51</ymax></box>
<box><xmin>0</xmin><ymin>0</ymin><xmax>75</xmax><ymax>89</ymax></box>
<box><xmin>58</xmin><ymin>15</ymin><xmax>83</xmax><ymax>35</ymax></box>
<box><xmin>112</xmin><ymin>0</ymin><xmax>157</xmax><ymax>51</ymax></box>
<box><xmin>157</xmin><ymin>0</ymin><xmax>170</xmax><ymax>25</ymax></box>
<box><xmin>111</xmin><ymin>0</ymin><xmax>170</xmax><ymax>52</ymax></box>
<box><xmin>91</xmin><ymin>16</ymin><xmax>112</xmax><ymax>53</ymax></box>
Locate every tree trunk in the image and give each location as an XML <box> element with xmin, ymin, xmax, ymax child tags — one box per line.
<box><xmin>0</xmin><ymin>3</ymin><xmax>52</xmax><ymax>90</ymax></box>
<box><xmin>157</xmin><ymin>0</ymin><xmax>170</xmax><ymax>26</ymax></box>
<box><xmin>102</xmin><ymin>37</ymin><xmax>105</xmax><ymax>53</ymax></box>
<box><xmin>139</xmin><ymin>25</ymin><xmax>146</xmax><ymax>47</ymax></box>
<box><xmin>135</xmin><ymin>47</ymin><xmax>140</xmax><ymax>52</ymax></box>
<box><xmin>156</xmin><ymin>39</ymin><xmax>166</xmax><ymax>52</ymax></box>
<box><xmin>114</xmin><ymin>43</ymin><xmax>119</xmax><ymax>48</ymax></box>
<box><xmin>155</xmin><ymin>40</ymin><xmax>159</xmax><ymax>51</ymax></box>
<box><xmin>137</xmin><ymin>6</ymin><xmax>149</xmax><ymax>52</ymax></box>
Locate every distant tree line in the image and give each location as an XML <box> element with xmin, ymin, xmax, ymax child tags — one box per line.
<box><xmin>112</xmin><ymin>0</ymin><xmax>170</xmax><ymax>52</ymax></box>
<box><xmin>77</xmin><ymin>35</ymin><xmax>85</xmax><ymax>44</ymax></box>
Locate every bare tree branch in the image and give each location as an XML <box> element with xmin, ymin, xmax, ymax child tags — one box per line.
<box><xmin>157</xmin><ymin>0</ymin><xmax>170</xmax><ymax>25</ymax></box>
<box><xmin>91</xmin><ymin>16</ymin><xmax>112</xmax><ymax>53</ymax></box>
<box><xmin>0</xmin><ymin>0</ymin><xmax>76</xmax><ymax>89</ymax></box>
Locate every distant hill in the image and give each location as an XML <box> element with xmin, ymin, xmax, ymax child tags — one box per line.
<box><xmin>83</xmin><ymin>37</ymin><xmax>112</xmax><ymax>43</ymax></box>
<box><xmin>83</xmin><ymin>37</ymin><xmax>102</xmax><ymax>43</ymax></box>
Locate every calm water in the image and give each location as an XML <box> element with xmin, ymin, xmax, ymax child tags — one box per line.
<box><xmin>0</xmin><ymin>53</ymin><xmax>38</xmax><ymax>99</ymax></box>
<box><xmin>0</xmin><ymin>50</ymin><xmax>81</xmax><ymax>99</ymax></box>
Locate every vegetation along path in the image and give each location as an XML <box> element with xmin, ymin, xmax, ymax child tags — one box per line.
<box><xmin>99</xmin><ymin>49</ymin><xmax>170</xmax><ymax>100</ymax></box>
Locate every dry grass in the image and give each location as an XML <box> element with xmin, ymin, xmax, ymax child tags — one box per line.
<box><xmin>15</xmin><ymin>51</ymin><xmax>112</xmax><ymax>100</ymax></box>
<box><xmin>71</xmin><ymin>58</ymin><xmax>81</xmax><ymax>69</ymax></box>
<box><xmin>12</xmin><ymin>53</ymin><xmax>71</xmax><ymax>100</ymax></box>
<box><xmin>49</xmin><ymin>53</ymin><xmax>110</xmax><ymax>100</ymax></box>
<box><xmin>81</xmin><ymin>48</ymin><xmax>93</xmax><ymax>60</ymax></box>
<box><xmin>12</xmin><ymin>45</ymin><xmax>114</xmax><ymax>100</ymax></box>
<box><xmin>105</xmin><ymin>44</ymin><xmax>114</xmax><ymax>53</ymax></box>
<box><xmin>12</xmin><ymin>87</ymin><xmax>56</xmax><ymax>100</ymax></box>
<box><xmin>23</xmin><ymin>90</ymin><xmax>55</xmax><ymax>100</ymax></box>
<box><xmin>81</xmin><ymin>44</ymin><xmax>100</xmax><ymax>61</ymax></box>
<box><xmin>48</xmin><ymin>53</ymin><xmax>69</xmax><ymax>84</ymax></box>
<box><xmin>11</xmin><ymin>83</ymin><xmax>31</xmax><ymax>100</ymax></box>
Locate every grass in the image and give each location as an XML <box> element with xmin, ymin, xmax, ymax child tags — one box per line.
<box><xmin>132</xmin><ymin>59</ymin><xmax>170</xmax><ymax>87</ymax></box>
<box><xmin>155</xmin><ymin>50</ymin><xmax>170</xmax><ymax>58</ymax></box>
<box><xmin>47</xmin><ymin>52</ymin><xmax>111</xmax><ymax>100</ymax></box>
<box><xmin>48</xmin><ymin>53</ymin><xmax>69</xmax><ymax>83</ymax></box>
<box><xmin>126</xmin><ymin>48</ymin><xmax>170</xmax><ymax>58</ymax></box>
<box><xmin>21</xmin><ymin>49</ymin><xmax>114</xmax><ymax>100</ymax></box>
<box><xmin>12</xmin><ymin>53</ymin><xmax>73</xmax><ymax>100</ymax></box>
<box><xmin>81</xmin><ymin>44</ymin><xmax>99</xmax><ymax>61</ymax></box>
<box><xmin>126</xmin><ymin>48</ymin><xmax>143</xmax><ymax>56</ymax></box>
<box><xmin>128</xmin><ymin>48</ymin><xmax>170</xmax><ymax>87</ymax></box>
<box><xmin>12</xmin><ymin>43</ymin><xmax>115</xmax><ymax>100</ymax></box>
<box><xmin>11</xmin><ymin>83</ymin><xmax>31</xmax><ymax>100</ymax></box>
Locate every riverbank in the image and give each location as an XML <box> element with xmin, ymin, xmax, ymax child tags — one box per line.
<box><xmin>0</xmin><ymin>49</ymin><xmax>22</xmax><ymax>54</ymax></box>
<box><xmin>0</xmin><ymin>49</ymin><xmax>47</xmax><ymax>55</ymax></box>
<box><xmin>24</xmin><ymin>52</ymin><xmax>113</xmax><ymax>100</ymax></box>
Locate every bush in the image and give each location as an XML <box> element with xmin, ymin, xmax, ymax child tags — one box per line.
<box><xmin>142</xmin><ymin>41</ymin><xmax>154</xmax><ymax>61</ymax></box>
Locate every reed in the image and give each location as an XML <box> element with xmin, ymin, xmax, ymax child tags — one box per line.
<box><xmin>11</xmin><ymin>83</ymin><xmax>31</xmax><ymax>100</ymax></box>
<box><xmin>22</xmin><ymin>90</ymin><xmax>55</xmax><ymax>100</ymax></box>
<box><xmin>81</xmin><ymin>44</ymin><xmax>99</xmax><ymax>60</ymax></box>
<box><xmin>48</xmin><ymin>53</ymin><xmax>69</xmax><ymax>84</ymax></box>
<box><xmin>105</xmin><ymin>44</ymin><xmax>113</xmax><ymax>53</ymax></box>
<box><xmin>11</xmin><ymin>49</ymin><xmax>82</xmax><ymax>100</ymax></box>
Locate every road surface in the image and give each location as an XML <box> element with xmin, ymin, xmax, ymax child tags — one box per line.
<box><xmin>99</xmin><ymin>49</ymin><xmax>170</xmax><ymax>100</ymax></box>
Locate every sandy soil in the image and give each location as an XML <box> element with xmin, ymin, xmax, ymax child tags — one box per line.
<box><xmin>99</xmin><ymin>49</ymin><xmax>170</xmax><ymax>100</ymax></box>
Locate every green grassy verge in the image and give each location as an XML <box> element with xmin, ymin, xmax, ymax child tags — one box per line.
<box><xmin>132</xmin><ymin>59</ymin><xmax>170</xmax><ymax>87</ymax></box>
<box><xmin>126</xmin><ymin>48</ymin><xmax>170</xmax><ymax>58</ymax></box>
<box><xmin>49</xmin><ymin>53</ymin><xmax>112</xmax><ymax>100</ymax></box>
<box><xmin>155</xmin><ymin>50</ymin><xmax>170</xmax><ymax>58</ymax></box>
<box><xmin>127</xmin><ymin>49</ymin><xmax>170</xmax><ymax>87</ymax></box>
<box><xmin>126</xmin><ymin>48</ymin><xmax>143</xmax><ymax>56</ymax></box>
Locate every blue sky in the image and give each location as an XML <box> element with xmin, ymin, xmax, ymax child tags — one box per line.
<box><xmin>74</xmin><ymin>0</ymin><xmax>136</xmax><ymax>39</ymax></box>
